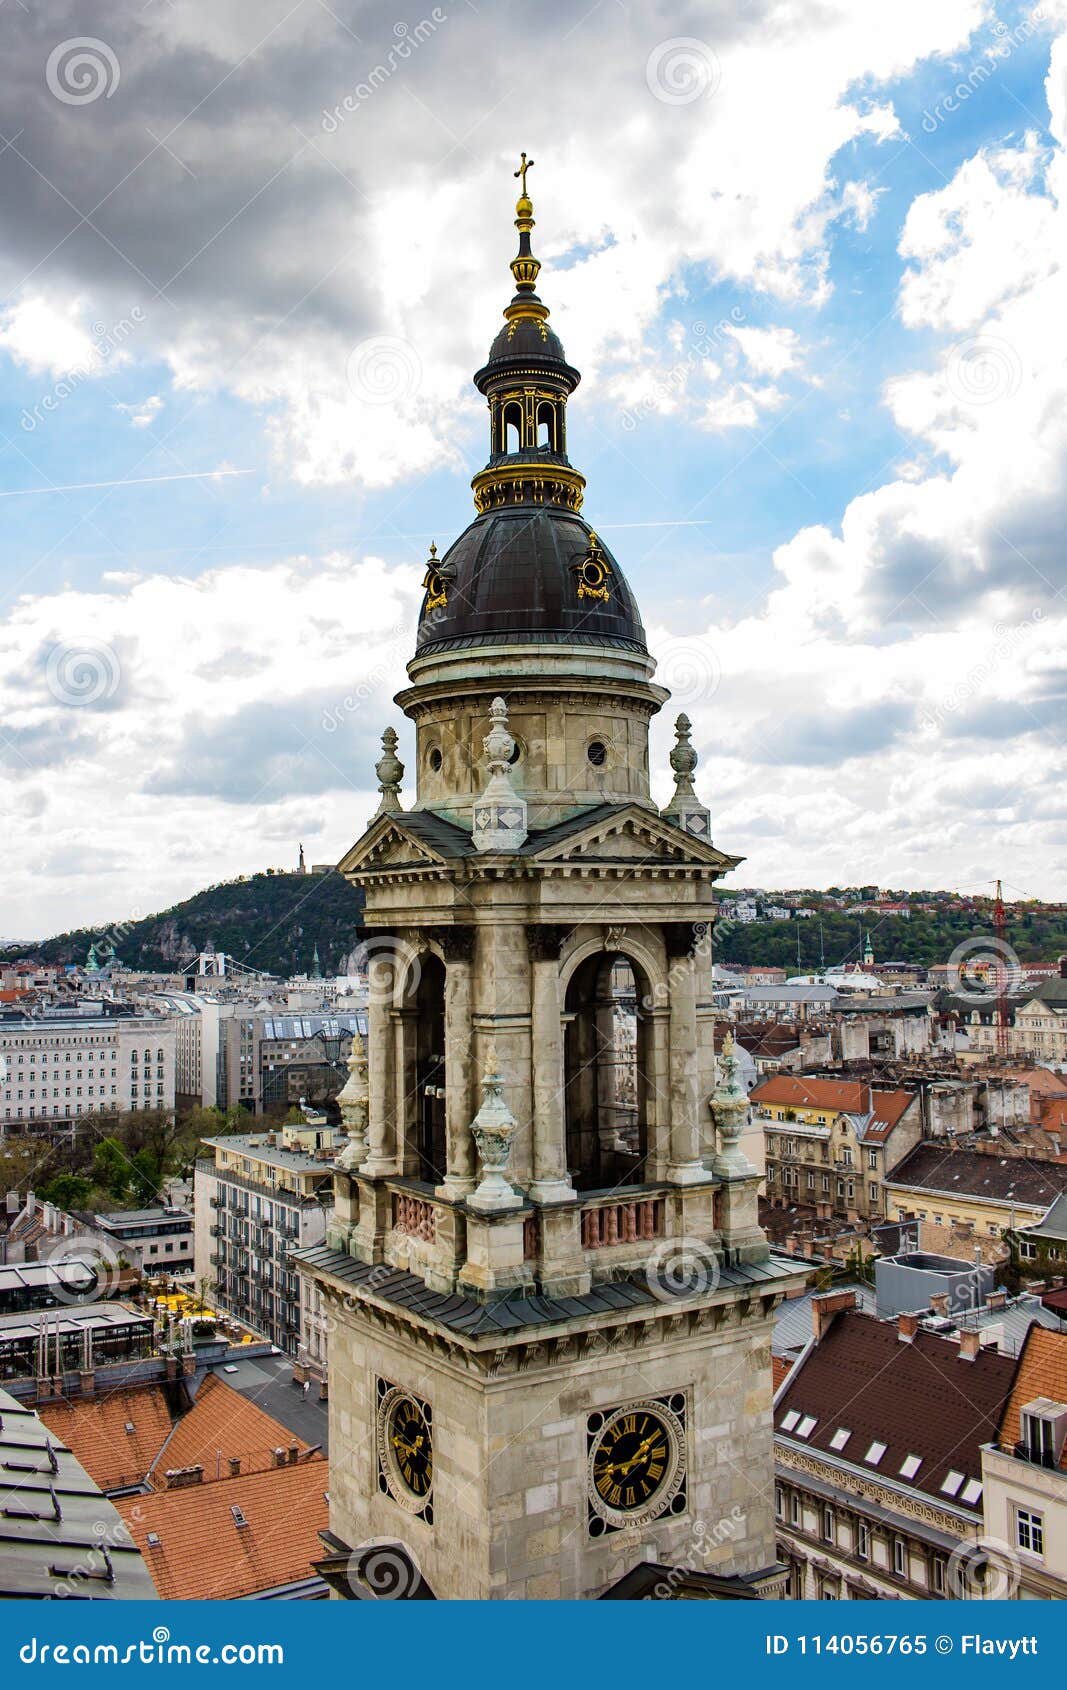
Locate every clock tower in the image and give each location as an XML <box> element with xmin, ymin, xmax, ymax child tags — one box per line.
<box><xmin>297</xmin><ymin>159</ymin><xmax>805</xmax><ymax>1601</ymax></box>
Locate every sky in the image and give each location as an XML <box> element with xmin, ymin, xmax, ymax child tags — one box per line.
<box><xmin>0</xmin><ymin>0</ymin><xmax>1065</xmax><ymax>940</ymax></box>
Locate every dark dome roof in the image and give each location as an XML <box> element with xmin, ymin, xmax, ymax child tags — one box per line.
<box><xmin>475</xmin><ymin>314</ymin><xmax>580</xmax><ymax>392</ymax></box>
<box><xmin>416</xmin><ymin>505</ymin><xmax>647</xmax><ymax>656</ymax></box>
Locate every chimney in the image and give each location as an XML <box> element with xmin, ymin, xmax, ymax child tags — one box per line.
<box><xmin>958</xmin><ymin>1328</ymin><xmax>981</xmax><ymax>1362</ymax></box>
<box><xmin>811</xmin><ymin>1290</ymin><xmax>856</xmax><ymax>1343</ymax></box>
<box><xmin>165</xmin><ymin>1465</ymin><xmax>204</xmax><ymax>1488</ymax></box>
<box><xmin>1059</xmin><ymin>955</ymin><xmax>1067</xmax><ymax>980</ymax></box>
<box><xmin>228</xmin><ymin>1457</ymin><xmax>241</xmax><ymax>1478</ymax></box>
<box><xmin>287</xmin><ymin>1444</ymin><xmax>299</xmax><ymax>1465</ymax></box>
<box><xmin>26</xmin><ymin>1191</ymin><xmax>35</xmax><ymax>1216</ymax></box>
<box><xmin>897</xmin><ymin>1311</ymin><xmax>920</xmax><ymax>1342</ymax></box>
<box><xmin>987</xmin><ymin>1290</ymin><xmax>1007</xmax><ymax>1310</ymax></box>
<box><xmin>5</xmin><ymin>1191</ymin><xmax>17</xmax><ymax>1216</ymax></box>
<box><xmin>929</xmin><ymin>1293</ymin><xmax>950</xmax><ymax>1318</ymax></box>
<box><xmin>272</xmin><ymin>1447</ymin><xmax>286</xmax><ymax>1468</ymax></box>
<box><xmin>78</xmin><ymin>1370</ymin><xmax>95</xmax><ymax>1397</ymax></box>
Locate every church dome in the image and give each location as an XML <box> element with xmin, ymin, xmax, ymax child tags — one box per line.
<box><xmin>414</xmin><ymin>154</ymin><xmax>647</xmax><ymax>662</ymax></box>
<box><xmin>415</xmin><ymin>504</ymin><xmax>647</xmax><ymax>655</ymax></box>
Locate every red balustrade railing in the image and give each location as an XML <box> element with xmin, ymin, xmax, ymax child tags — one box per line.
<box><xmin>580</xmin><ymin>1197</ymin><xmax>663</xmax><ymax>1250</ymax></box>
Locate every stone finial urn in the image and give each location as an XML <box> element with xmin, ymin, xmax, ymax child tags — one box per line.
<box><xmin>472</xmin><ymin>698</ymin><xmax>527</xmax><ymax>852</ymax></box>
<box><xmin>710</xmin><ymin>1031</ymin><xmax>755</xmax><ymax>1177</ymax></box>
<box><xmin>468</xmin><ymin>1044</ymin><xmax>523</xmax><ymax>1212</ymax></box>
<box><xmin>374</xmin><ymin>726</ymin><xmax>404</xmax><ymax>816</ymax></box>
<box><xmin>336</xmin><ymin>1029</ymin><xmax>369</xmax><ymax>1170</ymax></box>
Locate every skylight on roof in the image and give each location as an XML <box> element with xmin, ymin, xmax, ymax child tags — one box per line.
<box><xmin>961</xmin><ymin>1479</ymin><xmax>983</xmax><ymax>1506</ymax></box>
<box><xmin>829</xmin><ymin>1427</ymin><xmax>851</xmax><ymax>1451</ymax></box>
<box><xmin>781</xmin><ymin>1410</ymin><xmax>800</xmax><ymax>1432</ymax></box>
<box><xmin>796</xmin><ymin>1415</ymin><xmax>817</xmax><ymax>1439</ymax></box>
<box><xmin>865</xmin><ymin>1441</ymin><xmax>887</xmax><ymax>1466</ymax></box>
<box><xmin>941</xmin><ymin>1470</ymin><xmax>964</xmax><ymax>1496</ymax></box>
<box><xmin>899</xmin><ymin>1454</ymin><xmax>922</xmax><ymax>1479</ymax></box>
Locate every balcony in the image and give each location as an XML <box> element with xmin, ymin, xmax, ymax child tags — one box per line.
<box><xmin>393</xmin><ymin>1191</ymin><xmax>436</xmax><ymax>1243</ymax></box>
<box><xmin>1013</xmin><ymin>1441</ymin><xmax>1060</xmax><ymax>1470</ymax></box>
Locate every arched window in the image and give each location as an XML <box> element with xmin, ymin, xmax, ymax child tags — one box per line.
<box><xmin>536</xmin><ymin>401</ymin><xmax>556</xmax><ymax>450</ymax></box>
<box><xmin>563</xmin><ymin>953</ymin><xmax>648</xmax><ymax>1191</ymax></box>
<box><xmin>502</xmin><ymin>400</ymin><xmax>523</xmax><ymax>454</ymax></box>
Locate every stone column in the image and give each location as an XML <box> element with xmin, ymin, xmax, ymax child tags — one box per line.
<box><xmin>664</xmin><ymin>922</ymin><xmax>710</xmax><ymax>1185</ymax></box>
<box><xmin>438</xmin><ymin>926</ymin><xmax>477</xmax><ymax>1198</ymax></box>
<box><xmin>361</xmin><ymin>939</ymin><xmax>399</xmax><ymax>1177</ymax></box>
<box><xmin>526</xmin><ymin>925</ymin><xmax>574</xmax><ymax>1203</ymax></box>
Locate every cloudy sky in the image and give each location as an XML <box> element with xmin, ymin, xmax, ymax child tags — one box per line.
<box><xmin>0</xmin><ymin>0</ymin><xmax>1064</xmax><ymax>940</ymax></box>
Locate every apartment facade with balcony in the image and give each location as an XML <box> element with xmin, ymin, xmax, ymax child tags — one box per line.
<box><xmin>754</xmin><ymin>1075</ymin><xmax>922</xmax><ymax>1225</ymax></box>
<box><xmin>981</xmin><ymin>1325</ymin><xmax>1067</xmax><ymax>1599</ymax></box>
<box><xmin>194</xmin><ymin>1124</ymin><xmax>337</xmax><ymax>1361</ymax></box>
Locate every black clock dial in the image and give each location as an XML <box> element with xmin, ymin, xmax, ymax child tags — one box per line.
<box><xmin>387</xmin><ymin>1395</ymin><xmax>433</xmax><ymax>1499</ymax></box>
<box><xmin>591</xmin><ymin>1408</ymin><xmax>672</xmax><ymax>1513</ymax></box>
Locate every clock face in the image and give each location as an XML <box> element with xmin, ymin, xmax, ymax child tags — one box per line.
<box><xmin>588</xmin><ymin>1397</ymin><xmax>686</xmax><ymax>1530</ymax></box>
<box><xmin>377</xmin><ymin>1384</ymin><xmax>433</xmax><ymax>1517</ymax></box>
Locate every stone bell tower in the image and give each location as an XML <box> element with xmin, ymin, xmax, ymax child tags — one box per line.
<box><xmin>297</xmin><ymin>156</ymin><xmax>806</xmax><ymax>1602</ymax></box>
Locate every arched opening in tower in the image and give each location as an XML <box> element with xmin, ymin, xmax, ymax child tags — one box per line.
<box><xmin>563</xmin><ymin>953</ymin><xmax>647</xmax><ymax>1192</ymax></box>
<box><xmin>410</xmin><ymin>952</ymin><xmax>447</xmax><ymax>1182</ymax></box>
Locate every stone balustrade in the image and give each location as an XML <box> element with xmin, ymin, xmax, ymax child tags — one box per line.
<box><xmin>580</xmin><ymin>1194</ymin><xmax>664</xmax><ymax>1250</ymax></box>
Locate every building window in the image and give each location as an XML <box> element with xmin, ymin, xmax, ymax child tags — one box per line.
<box><xmin>893</xmin><ymin>1538</ymin><xmax>907</xmax><ymax>1578</ymax></box>
<box><xmin>869</xmin><ymin>1183</ymin><xmax>879</xmax><ymax>1202</ymax></box>
<box><xmin>775</xmin><ymin>1485</ymin><xmax>784</xmax><ymax>1520</ymax></box>
<box><xmin>1016</xmin><ymin>1508</ymin><xmax>1044</xmax><ymax>1557</ymax></box>
<box><xmin>856</xmin><ymin>1520</ymin><xmax>870</xmax><ymax>1561</ymax></box>
<box><xmin>1019</xmin><ymin>1239</ymin><xmax>1037</xmax><ymax>1260</ymax></box>
<box><xmin>932</xmin><ymin>1556</ymin><xmax>945</xmax><ymax>1594</ymax></box>
<box><xmin>822</xmin><ymin>1506</ymin><xmax>834</xmax><ymax>1543</ymax></box>
<box><xmin>867</xmin><ymin>1149</ymin><xmax>878</xmax><ymax>1169</ymax></box>
<box><xmin>790</xmin><ymin>1493</ymin><xmax>801</xmax><ymax>1528</ymax></box>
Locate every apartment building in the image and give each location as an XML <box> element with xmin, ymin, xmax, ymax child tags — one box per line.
<box><xmin>195</xmin><ymin>1121</ymin><xmax>338</xmax><ymax>1361</ymax></box>
<box><xmin>755</xmin><ymin>1075</ymin><xmax>922</xmax><ymax>1224</ymax></box>
<box><xmin>0</xmin><ymin>1004</ymin><xmax>175</xmax><ymax>1131</ymax></box>
<box><xmin>981</xmin><ymin>1326</ymin><xmax>1067</xmax><ymax>1598</ymax></box>
<box><xmin>774</xmin><ymin>1291</ymin><xmax>1016</xmax><ymax>1599</ymax></box>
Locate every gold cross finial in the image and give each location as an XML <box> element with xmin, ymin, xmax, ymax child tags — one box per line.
<box><xmin>514</xmin><ymin>152</ymin><xmax>534</xmax><ymax>197</ymax></box>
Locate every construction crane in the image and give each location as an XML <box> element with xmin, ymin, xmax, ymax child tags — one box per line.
<box><xmin>993</xmin><ymin>878</ymin><xmax>1011</xmax><ymax>1058</ymax></box>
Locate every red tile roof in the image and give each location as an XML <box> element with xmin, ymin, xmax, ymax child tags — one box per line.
<box><xmin>998</xmin><ymin>1326</ymin><xmax>1067</xmax><ymax>1471</ymax></box>
<box><xmin>750</xmin><ymin>1075</ymin><xmax>915</xmax><ymax>1138</ymax></box>
<box><xmin>38</xmin><ymin>1386</ymin><xmax>176</xmax><ymax>1493</ymax></box>
<box><xmin>775</xmin><ymin>1309</ymin><xmax>1016</xmax><ymax>1512</ymax></box>
<box><xmin>116</xmin><ymin>1459</ymin><xmax>329</xmax><ymax>1599</ymax></box>
<box><xmin>150</xmin><ymin>1372</ymin><xmax>314</xmax><ymax>1486</ymax></box>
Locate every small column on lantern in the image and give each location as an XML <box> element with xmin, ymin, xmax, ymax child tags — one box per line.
<box><xmin>337</xmin><ymin>1029</ymin><xmax>369</xmax><ymax>1171</ymax></box>
<box><xmin>468</xmin><ymin>1045</ymin><xmax>523</xmax><ymax>1212</ymax></box>
<box><xmin>660</xmin><ymin>713</ymin><xmax>712</xmax><ymax>843</ymax></box>
<box><xmin>472</xmin><ymin>698</ymin><xmax>527</xmax><ymax>851</ymax></box>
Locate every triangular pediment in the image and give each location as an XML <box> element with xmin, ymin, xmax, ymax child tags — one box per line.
<box><xmin>338</xmin><ymin>814</ymin><xmax>451</xmax><ymax>875</ymax></box>
<box><xmin>527</xmin><ymin>804</ymin><xmax>741</xmax><ymax>872</ymax></box>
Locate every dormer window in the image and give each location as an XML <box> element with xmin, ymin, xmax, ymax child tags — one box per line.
<box><xmin>1020</xmin><ymin>1400</ymin><xmax>1067</xmax><ymax>1468</ymax></box>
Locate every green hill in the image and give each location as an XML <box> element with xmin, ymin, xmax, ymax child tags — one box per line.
<box><xmin>23</xmin><ymin>871</ymin><xmax>366</xmax><ymax>979</ymax></box>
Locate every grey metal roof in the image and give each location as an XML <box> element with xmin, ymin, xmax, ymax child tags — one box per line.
<box><xmin>1020</xmin><ymin>1192</ymin><xmax>1067</xmax><ymax>1241</ymax></box>
<box><xmin>0</xmin><ymin>1385</ymin><xmax>157</xmax><ymax>1598</ymax></box>
<box><xmin>294</xmin><ymin>1243</ymin><xmax>797</xmax><ymax>1339</ymax></box>
<box><xmin>0</xmin><ymin>1259</ymin><xmax>98</xmax><ymax>1297</ymax></box>
<box><xmin>381</xmin><ymin>802</ymin><xmax>692</xmax><ymax>865</ymax></box>
<box><xmin>202</xmin><ymin>1134</ymin><xmax>339</xmax><ymax>1175</ymax></box>
<box><xmin>0</xmin><ymin>1302</ymin><xmax>151</xmax><ymax>1343</ymax></box>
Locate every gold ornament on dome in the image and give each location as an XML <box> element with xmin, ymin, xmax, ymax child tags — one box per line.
<box><xmin>572</xmin><ymin>532</ymin><xmax>612</xmax><ymax>602</ymax></box>
<box><xmin>421</xmin><ymin>541</ymin><xmax>449</xmax><ymax>611</ymax></box>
